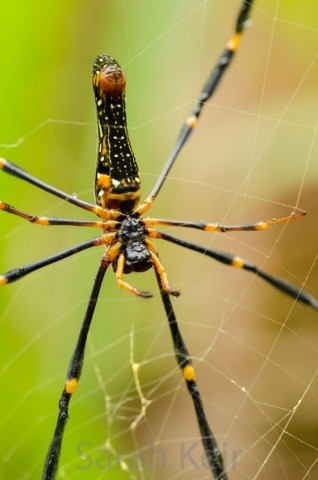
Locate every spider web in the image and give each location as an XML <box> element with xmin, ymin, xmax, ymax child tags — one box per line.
<box><xmin>1</xmin><ymin>1</ymin><xmax>318</xmax><ymax>479</ymax></box>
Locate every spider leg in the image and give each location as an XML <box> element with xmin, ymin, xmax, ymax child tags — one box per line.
<box><xmin>0</xmin><ymin>233</ymin><xmax>116</xmax><ymax>286</ymax></box>
<box><xmin>0</xmin><ymin>200</ymin><xmax>120</xmax><ymax>228</ymax></box>
<box><xmin>43</xmin><ymin>258</ymin><xmax>109</xmax><ymax>480</ymax></box>
<box><xmin>149</xmin><ymin>250</ymin><xmax>180</xmax><ymax>297</ymax></box>
<box><xmin>149</xmin><ymin>229</ymin><xmax>318</xmax><ymax>310</ymax></box>
<box><xmin>155</xmin><ymin>269</ymin><xmax>228</xmax><ymax>480</ymax></box>
<box><xmin>142</xmin><ymin>211</ymin><xmax>305</xmax><ymax>232</ymax></box>
<box><xmin>135</xmin><ymin>0</ymin><xmax>254</xmax><ymax>216</ymax></box>
<box><xmin>145</xmin><ymin>238</ymin><xmax>180</xmax><ymax>297</ymax></box>
<box><xmin>109</xmin><ymin>247</ymin><xmax>153</xmax><ymax>298</ymax></box>
<box><xmin>0</xmin><ymin>157</ymin><xmax>118</xmax><ymax>220</ymax></box>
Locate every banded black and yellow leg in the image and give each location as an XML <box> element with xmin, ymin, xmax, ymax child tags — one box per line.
<box><xmin>43</xmin><ymin>258</ymin><xmax>109</xmax><ymax>480</ymax></box>
<box><xmin>0</xmin><ymin>233</ymin><xmax>117</xmax><ymax>286</ymax></box>
<box><xmin>155</xmin><ymin>270</ymin><xmax>228</xmax><ymax>480</ymax></box>
<box><xmin>0</xmin><ymin>200</ymin><xmax>119</xmax><ymax>228</ymax></box>
<box><xmin>154</xmin><ymin>230</ymin><xmax>318</xmax><ymax>310</ymax></box>
<box><xmin>135</xmin><ymin>0</ymin><xmax>254</xmax><ymax>216</ymax></box>
<box><xmin>143</xmin><ymin>211</ymin><xmax>305</xmax><ymax>233</ymax></box>
<box><xmin>0</xmin><ymin>157</ymin><xmax>120</xmax><ymax>220</ymax></box>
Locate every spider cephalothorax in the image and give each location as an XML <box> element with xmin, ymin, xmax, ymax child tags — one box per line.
<box><xmin>114</xmin><ymin>216</ymin><xmax>152</xmax><ymax>274</ymax></box>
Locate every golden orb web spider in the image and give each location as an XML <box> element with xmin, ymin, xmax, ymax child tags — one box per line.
<box><xmin>1</xmin><ymin>1</ymin><xmax>318</xmax><ymax>479</ymax></box>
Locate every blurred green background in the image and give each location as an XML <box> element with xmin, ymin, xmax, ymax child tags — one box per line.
<box><xmin>1</xmin><ymin>1</ymin><xmax>318</xmax><ymax>479</ymax></box>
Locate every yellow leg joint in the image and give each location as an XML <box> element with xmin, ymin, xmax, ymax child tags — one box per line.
<box><xmin>227</xmin><ymin>32</ymin><xmax>241</xmax><ymax>52</ymax></box>
<box><xmin>182</xmin><ymin>364</ymin><xmax>195</xmax><ymax>381</ymax></box>
<box><xmin>65</xmin><ymin>378</ymin><xmax>78</xmax><ymax>395</ymax></box>
<box><xmin>186</xmin><ymin>115</ymin><xmax>197</xmax><ymax>128</ymax></box>
<box><xmin>232</xmin><ymin>256</ymin><xmax>244</xmax><ymax>268</ymax></box>
<box><xmin>0</xmin><ymin>275</ymin><xmax>8</xmax><ymax>286</ymax></box>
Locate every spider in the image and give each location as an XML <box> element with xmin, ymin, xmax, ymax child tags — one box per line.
<box><xmin>1</xmin><ymin>1</ymin><xmax>317</xmax><ymax>479</ymax></box>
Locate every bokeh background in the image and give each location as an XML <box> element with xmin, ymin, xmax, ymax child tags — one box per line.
<box><xmin>1</xmin><ymin>1</ymin><xmax>318</xmax><ymax>479</ymax></box>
